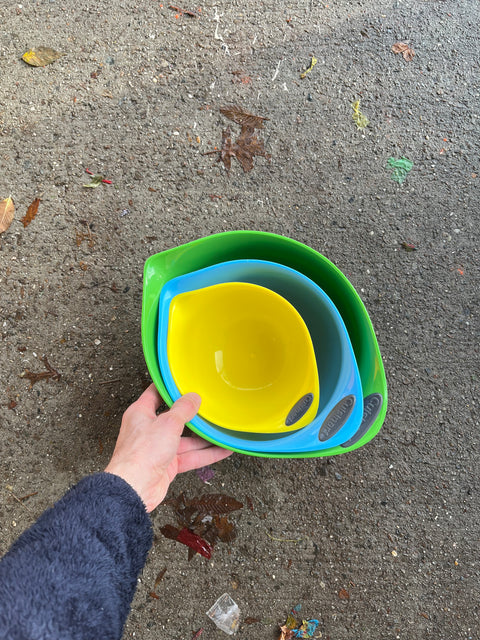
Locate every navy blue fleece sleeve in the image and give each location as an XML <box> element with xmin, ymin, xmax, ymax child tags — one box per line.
<box><xmin>0</xmin><ymin>472</ymin><xmax>153</xmax><ymax>640</ymax></box>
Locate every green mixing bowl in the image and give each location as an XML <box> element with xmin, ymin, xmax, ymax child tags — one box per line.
<box><xmin>142</xmin><ymin>231</ymin><xmax>387</xmax><ymax>458</ymax></box>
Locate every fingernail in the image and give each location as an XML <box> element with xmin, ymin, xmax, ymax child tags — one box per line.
<box><xmin>184</xmin><ymin>392</ymin><xmax>202</xmax><ymax>410</ymax></box>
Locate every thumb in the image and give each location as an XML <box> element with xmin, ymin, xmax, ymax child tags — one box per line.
<box><xmin>168</xmin><ymin>393</ymin><xmax>202</xmax><ymax>426</ymax></box>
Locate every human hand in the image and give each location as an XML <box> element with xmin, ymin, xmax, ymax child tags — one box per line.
<box><xmin>105</xmin><ymin>383</ymin><xmax>233</xmax><ymax>512</ymax></box>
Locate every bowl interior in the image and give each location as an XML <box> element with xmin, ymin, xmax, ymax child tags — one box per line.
<box><xmin>164</xmin><ymin>282</ymin><xmax>319</xmax><ymax>433</ymax></box>
<box><xmin>142</xmin><ymin>231</ymin><xmax>387</xmax><ymax>458</ymax></box>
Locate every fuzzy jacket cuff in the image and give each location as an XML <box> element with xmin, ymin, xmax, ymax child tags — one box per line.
<box><xmin>0</xmin><ymin>472</ymin><xmax>153</xmax><ymax>640</ymax></box>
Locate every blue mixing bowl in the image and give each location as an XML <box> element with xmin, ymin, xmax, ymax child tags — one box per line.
<box><xmin>157</xmin><ymin>259</ymin><xmax>364</xmax><ymax>453</ymax></box>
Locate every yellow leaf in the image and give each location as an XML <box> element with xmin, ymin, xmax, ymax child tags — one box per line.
<box><xmin>22</xmin><ymin>47</ymin><xmax>64</xmax><ymax>67</ymax></box>
<box><xmin>352</xmin><ymin>100</ymin><xmax>369</xmax><ymax>129</ymax></box>
<box><xmin>300</xmin><ymin>56</ymin><xmax>317</xmax><ymax>79</ymax></box>
<box><xmin>0</xmin><ymin>197</ymin><xmax>15</xmax><ymax>234</ymax></box>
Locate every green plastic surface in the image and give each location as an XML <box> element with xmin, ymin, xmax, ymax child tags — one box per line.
<box><xmin>141</xmin><ymin>231</ymin><xmax>388</xmax><ymax>458</ymax></box>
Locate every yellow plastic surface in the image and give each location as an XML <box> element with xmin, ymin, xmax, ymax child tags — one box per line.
<box><xmin>167</xmin><ymin>282</ymin><xmax>319</xmax><ymax>433</ymax></box>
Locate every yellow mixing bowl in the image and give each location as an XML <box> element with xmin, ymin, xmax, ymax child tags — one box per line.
<box><xmin>166</xmin><ymin>282</ymin><xmax>319</xmax><ymax>433</ymax></box>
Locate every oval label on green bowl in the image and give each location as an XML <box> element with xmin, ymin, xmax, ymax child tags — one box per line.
<box><xmin>285</xmin><ymin>393</ymin><xmax>314</xmax><ymax>426</ymax></box>
<box><xmin>318</xmin><ymin>395</ymin><xmax>356</xmax><ymax>442</ymax></box>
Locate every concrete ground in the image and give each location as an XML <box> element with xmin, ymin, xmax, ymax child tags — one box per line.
<box><xmin>0</xmin><ymin>0</ymin><xmax>478</xmax><ymax>638</ymax></box>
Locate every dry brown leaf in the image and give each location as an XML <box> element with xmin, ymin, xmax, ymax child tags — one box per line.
<box><xmin>208</xmin><ymin>125</ymin><xmax>271</xmax><ymax>174</ymax></box>
<box><xmin>0</xmin><ymin>197</ymin><xmax>15</xmax><ymax>234</ymax></box>
<box><xmin>214</xmin><ymin>515</ymin><xmax>236</xmax><ymax>542</ymax></box>
<box><xmin>391</xmin><ymin>42</ymin><xmax>415</xmax><ymax>61</ymax></box>
<box><xmin>279</xmin><ymin>625</ymin><xmax>295</xmax><ymax>640</ymax></box>
<box><xmin>235</xmin><ymin>125</ymin><xmax>271</xmax><ymax>173</ymax></box>
<box><xmin>220</xmin><ymin>105</ymin><xmax>269</xmax><ymax>129</ymax></box>
<box><xmin>22</xmin><ymin>47</ymin><xmax>64</xmax><ymax>67</ymax></box>
<box><xmin>338</xmin><ymin>588</ymin><xmax>350</xmax><ymax>600</ymax></box>
<box><xmin>21</xmin><ymin>198</ymin><xmax>40</xmax><ymax>228</ymax></box>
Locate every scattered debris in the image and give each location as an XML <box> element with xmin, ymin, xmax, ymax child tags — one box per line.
<box><xmin>6</xmin><ymin>487</ymin><xmax>36</xmax><ymax>513</ymax></box>
<box><xmin>351</xmin><ymin>100</ymin><xmax>369</xmax><ymax>129</ymax></box>
<box><xmin>300</xmin><ymin>56</ymin><xmax>317</xmax><ymax>79</ymax></box>
<box><xmin>213</xmin><ymin>9</ymin><xmax>230</xmax><ymax>55</ymax></box>
<box><xmin>20</xmin><ymin>355</ymin><xmax>61</xmax><ymax>387</ymax></box>
<box><xmin>338</xmin><ymin>588</ymin><xmax>350</xmax><ymax>600</ymax></box>
<box><xmin>220</xmin><ymin>105</ymin><xmax>269</xmax><ymax>129</ymax></box>
<box><xmin>391</xmin><ymin>42</ymin><xmax>415</xmax><ymax>61</ymax></box>
<box><xmin>161</xmin><ymin>492</ymin><xmax>243</xmax><ymax>559</ymax></box>
<box><xmin>22</xmin><ymin>46</ymin><xmax>64</xmax><ymax>67</ymax></box>
<box><xmin>21</xmin><ymin>198</ymin><xmax>40</xmax><ymax>228</ymax></box>
<box><xmin>17</xmin><ymin>491</ymin><xmax>38</xmax><ymax>501</ymax></box>
<box><xmin>196</xmin><ymin>465</ymin><xmax>216</xmax><ymax>483</ymax></box>
<box><xmin>191</xmin><ymin>629</ymin><xmax>204</xmax><ymax>640</ymax></box>
<box><xmin>243</xmin><ymin>617</ymin><xmax>260</xmax><ymax>625</ymax></box>
<box><xmin>231</xmin><ymin>70</ymin><xmax>252</xmax><ymax>84</ymax></box>
<box><xmin>83</xmin><ymin>168</ymin><xmax>112</xmax><ymax>188</ymax></box>
<box><xmin>168</xmin><ymin>5</ymin><xmax>199</xmax><ymax>18</ymax></box>
<box><xmin>0</xmin><ymin>197</ymin><xmax>14</xmax><ymax>234</ymax></box>
<box><xmin>154</xmin><ymin>567</ymin><xmax>167</xmax><ymax>588</ymax></box>
<box><xmin>401</xmin><ymin>241</ymin><xmax>417</xmax><ymax>252</ymax></box>
<box><xmin>76</xmin><ymin>221</ymin><xmax>96</xmax><ymax>248</ymax></box>
<box><xmin>271</xmin><ymin>59</ymin><xmax>283</xmax><ymax>82</ymax></box>
<box><xmin>149</xmin><ymin>566</ymin><xmax>167</xmax><ymax>598</ymax></box>
<box><xmin>387</xmin><ymin>156</ymin><xmax>413</xmax><ymax>184</ymax></box>
<box><xmin>83</xmin><ymin>175</ymin><xmax>104</xmax><ymax>188</ymax></box>
<box><xmin>279</xmin><ymin>605</ymin><xmax>320</xmax><ymax>640</ymax></box>
<box><xmin>206</xmin><ymin>593</ymin><xmax>240</xmax><ymax>635</ymax></box>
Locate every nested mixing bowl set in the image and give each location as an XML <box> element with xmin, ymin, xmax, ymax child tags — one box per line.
<box><xmin>142</xmin><ymin>231</ymin><xmax>387</xmax><ymax>458</ymax></box>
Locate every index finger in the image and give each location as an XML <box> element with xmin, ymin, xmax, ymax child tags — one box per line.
<box><xmin>134</xmin><ymin>383</ymin><xmax>163</xmax><ymax>414</ymax></box>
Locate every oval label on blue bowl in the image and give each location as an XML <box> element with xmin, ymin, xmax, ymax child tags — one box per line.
<box><xmin>318</xmin><ymin>395</ymin><xmax>356</xmax><ymax>442</ymax></box>
<box><xmin>285</xmin><ymin>393</ymin><xmax>314</xmax><ymax>426</ymax></box>
<box><xmin>341</xmin><ymin>393</ymin><xmax>383</xmax><ymax>448</ymax></box>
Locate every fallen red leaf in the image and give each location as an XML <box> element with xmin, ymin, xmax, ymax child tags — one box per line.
<box><xmin>176</xmin><ymin>528</ymin><xmax>213</xmax><ymax>558</ymax></box>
